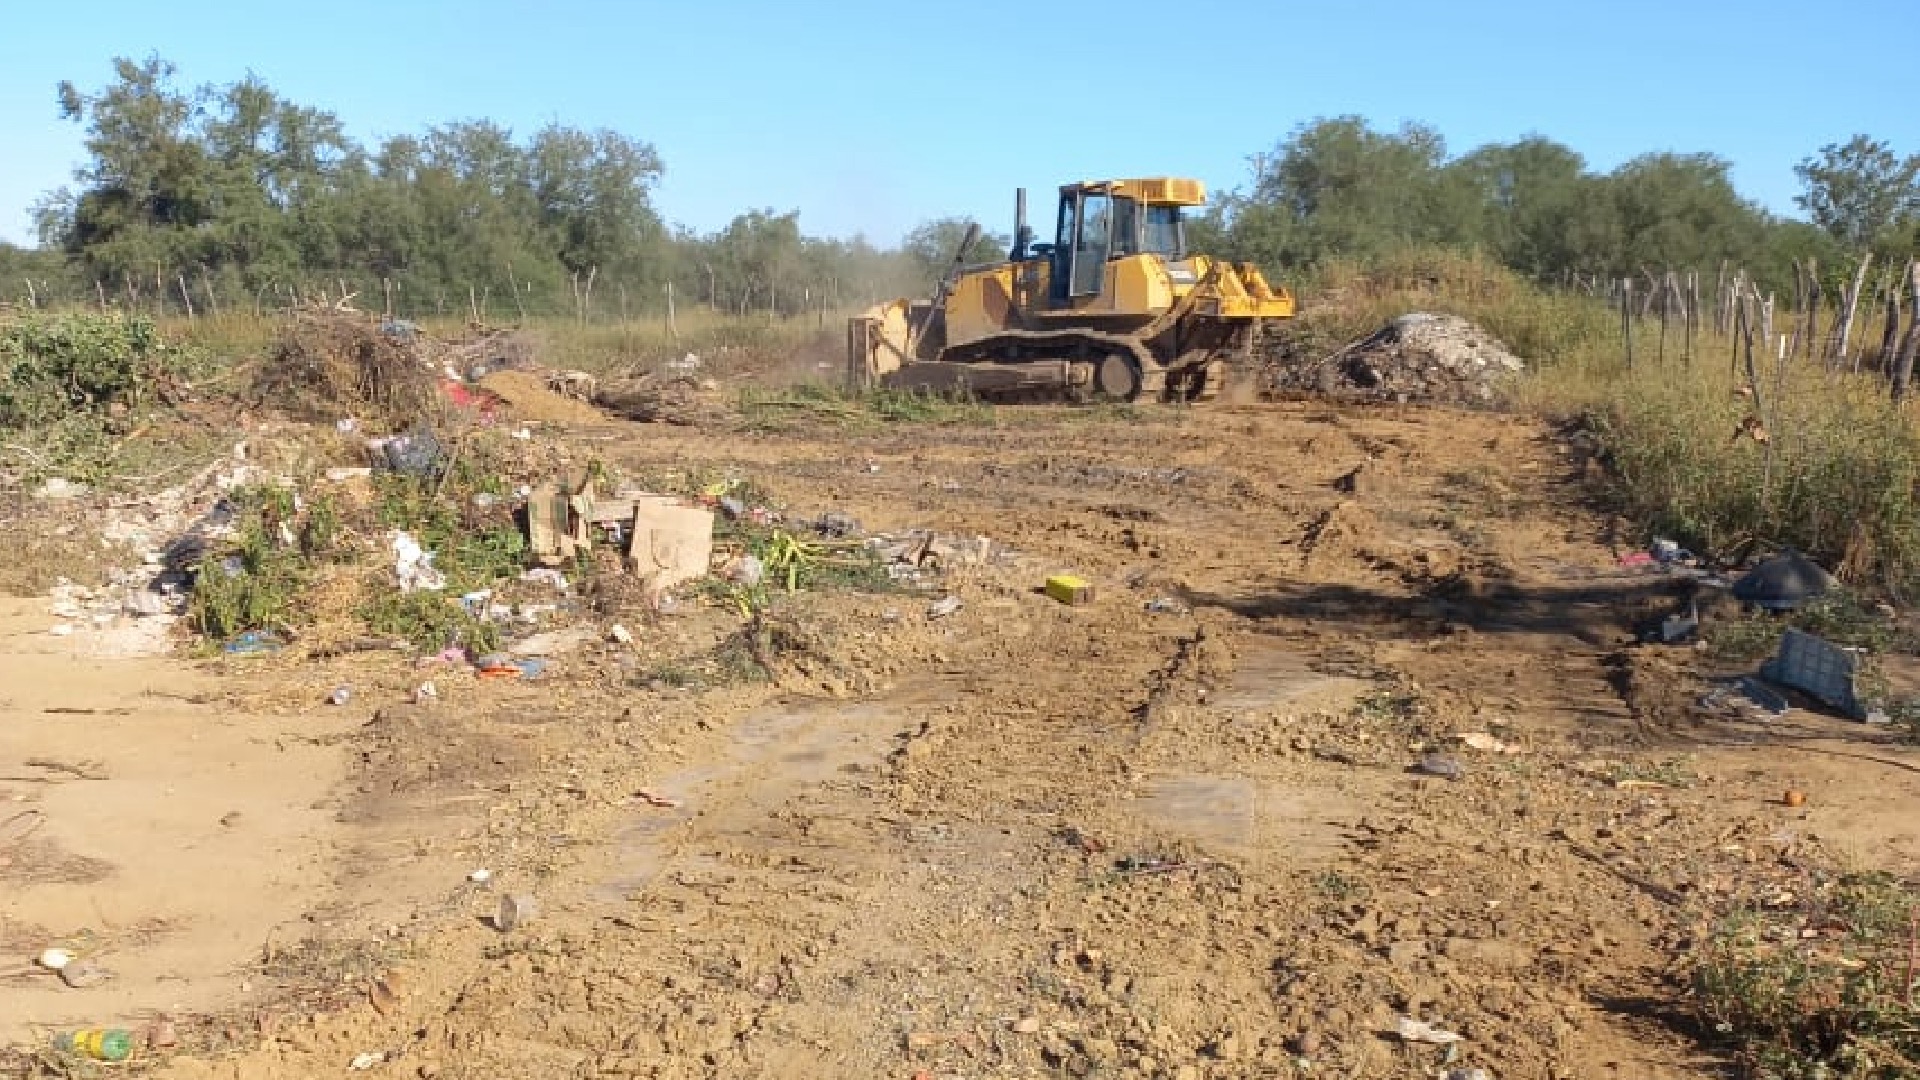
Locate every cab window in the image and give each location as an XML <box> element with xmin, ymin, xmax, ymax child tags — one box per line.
<box><xmin>1143</xmin><ymin>205</ymin><xmax>1184</xmax><ymax>258</ymax></box>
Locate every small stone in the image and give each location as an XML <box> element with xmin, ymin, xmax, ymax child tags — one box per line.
<box><xmin>1012</xmin><ymin>1015</ymin><xmax>1042</xmax><ymax>1034</ymax></box>
<box><xmin>59</xmin><ymin>958</ymin><xmax>111</xmax><ymax>988</ymax></box>
<box><xmin>369</xmin><ymin>978</ymin><xmax>399</xmax><ymax>1015</ymax></box>
<box><xmin>1174</xmin><ymin>1066</ymin><xmax>1201</xmax><ymax>1080</ymax></box>
<box><xmin>1215</xmin><ymin>1035</ymin><xmax>1241</xmax><ymax>1060</ymax></box>
<box><xmin>1081</xmin><ymin>1036</ymin><xmax>1119</xmax><ymax>1065</ymax></box>
<box><xmin>1294</xmin><ymin>1030</ymin><xmax>1322</xmax><ymax>1055</ymax></box>
<box><xmin>495</xmin><ymin>893</ymin><xmax>538</xmax><ymax>932</ymax></box>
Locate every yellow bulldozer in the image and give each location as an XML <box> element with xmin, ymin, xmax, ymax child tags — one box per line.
<box><xmin>847</xmin><ymin>178</ymin><xmax>1294</xmax><ymax>402</ymax></box>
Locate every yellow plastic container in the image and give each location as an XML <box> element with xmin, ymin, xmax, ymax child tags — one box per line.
<box><xmin>1045</xmin><ymin>574</ymin><xmax>1095</xmax><ymax>605</ymax></box>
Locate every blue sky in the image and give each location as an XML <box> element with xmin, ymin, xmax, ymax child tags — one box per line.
<box><xmin>1</xmin><ymin>0</ymin><xmax>1914</xmax><ymax>249</ymax></box>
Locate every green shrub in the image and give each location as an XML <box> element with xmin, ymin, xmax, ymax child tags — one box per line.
<box><xmin>0</xmin><ymin>313</ymin><xmax>188</xmax><ymax>426</ymax></box>
<box><xmin>1693</xmin><ymin>872</ymin><xmax>1920</xmax><ymax>1078</ymax></box>
<box><xmin>188</xmin><ymin>484</ymin><xmax>312</xmax><ymax>641</ymax></box>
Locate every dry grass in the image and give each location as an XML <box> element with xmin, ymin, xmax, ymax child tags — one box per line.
<box><xmin>1293</xmin><ymin>252</ymin><xmax>1920</xmax><ymax>599</ymax></box>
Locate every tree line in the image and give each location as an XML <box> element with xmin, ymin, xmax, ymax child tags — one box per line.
<box><xmin>3</xmin><ymin>58</ymin><xmax>1915</xmax><ymax>319</ymax></box>
<box><xmin>1193</xmin><ymin>118</ymin><xmax>1919</xmax><ymax>297</ymax></box>
<box><xmin>1</xmin><ymin>57</ymin><xmax>996</xmax><ymax>319</ymax></box>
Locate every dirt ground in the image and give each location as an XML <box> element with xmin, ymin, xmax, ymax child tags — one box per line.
<box><xmin>5</xmin><ymin>399</ymin><xmax>1919</xmax><ymax>1079</ymax></box>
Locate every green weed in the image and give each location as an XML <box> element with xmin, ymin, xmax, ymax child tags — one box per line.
<box><xmin>1692</xmin><ymin>872</ymin><xmax>1920</xmax><ymax>1078</ymax></box>
<box><xmin>737</xmin><ymin>381</ymin><xmax>995</xmax><ymax>429</ymax></box>
<box><xmin>0</xmin><ymin>312</ymin><xmax>212</xmax><ymax>486</ymax></box>
<box><xmin>188</xmin><ymin>483</ymin><xmax>318</xmax><ymax>641</ymax></box>
<box><xmin>1607</xmin><ymin>756</ymin><xmax>1698</xmax><ymax>788</ymax></box>
<box><xmin>361</xmin><ymin>589</ymin><xmax>500</xmax><ymax>653</ymax></box>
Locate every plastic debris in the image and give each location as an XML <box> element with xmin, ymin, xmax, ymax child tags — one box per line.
<box><xmin>1762</xmin><ymin>628</ymin><xmax>1868</xmax><ymax>718</ymax></box>
<box><xmin>1410</xmin><ymin>753</ymin><xmax>1464</xmax><ymax>780</ymax></box>
<box><xmin>328</xmin><ymin>685</ymin><xmax>353</xmax><ymax>706</ymax></box>
<box><xmin>609</xmin><ymin>624</ymin><xmax>633</xmax><ymax>645</ymax></box>
<box><xmin>1045</xmin><ymin>574</ymin><xmax>1095</xmax><ymax>605</ymax></box>
<box><xmin>928</xmin><ymin>596</ymin><xmax>963</xmax><ymax>620</ymax></box>
<box><xmin>1456</xmin><ymin>732</ymin><xmax>1518</xmax><ymax>754</ymax></box>
<box><xmin>36</xmin><ymin>948</ymin><xmax>72</xmax><ymax>971</ymax></box>
<box><xmin>520</xmin><ymin>568</ymin><xmax>570</xmax><ymax>591</ymax></box>
<box><xmin>1650</xmin><ymin>537</ymin><xmax>1693</xmax><ymax>564</ymax></box>
<box><xmin>467</xmin><ymin>868</ymin><xmax>492</xmax><ymax>884</ymax></box>
<box><xmin>1144</xmin><ymin>597</ymin><xmax>1188</xmax><ymax>614</ymax></box>
<box><xmin>391</xmin><ymin>531</ymin><xmax>446</xmax><ymax>593</ymax></box>
<box><xmin>1732</xmin><ymin>548</ymin><xmax>1833</xmax><ymax>612</ymax></box>
<box><xmin>413</xmin><ymin>681</ymin><xmax>438</xmax><ymax>704</ymax></box>
<box><xmin>1394</xmin><ymin>1017</ymin><xmax>1463</xmax><ymax>1044</ymax></box>
<box><xmin>378</xmin><ymin>427</ymin><xmax>442</xmax><ymax>476</ymax></box>
<box><xmin>221</xmin><ymin>630</ymin><xmax>283</xmax><ymax>656</ymax></box>
<box><xmin>495</xmin><ymin>893</ymin><xmax>538</xmax><ymax>932</ymax></box>
<box><xmin>59</xmin><ymin>959</ymin><xmax>111</xmax><ymax>988</ymax></box>
<box><xmin>725</xmin><ymin>554</ymin><xmax>766</xmax><ymax>588</ymax></box>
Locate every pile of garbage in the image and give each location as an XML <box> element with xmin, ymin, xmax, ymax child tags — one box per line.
<box><xmin>39</xmin><ymin>454</ymin><xmax>272</xmax><ymax>657</ymax></box>
<box><xmin>249</xmin><ymin>312</ymin><xmax>548</xmax><ymax>425</ymax></box>
<box><xmin>1267</xmin><ymin>313</ymin><xmax>1525</xmax><ymax>405</ymax></box>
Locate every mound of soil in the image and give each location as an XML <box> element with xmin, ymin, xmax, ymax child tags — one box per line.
<box><xmin>1266</xmin><ymin>312</ymin><xmax>1524</xmax><ymax>405</ymax></box>
<box><xmin>477</xmin><ymin>370</ymin><xmax>606</xmax><ymax>425</ymax></box>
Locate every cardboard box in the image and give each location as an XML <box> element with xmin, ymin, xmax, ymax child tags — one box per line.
<box><xmin>628</xmin><ymin>498</ymin><xmax>715</xmax><ymax>588</ymax></box>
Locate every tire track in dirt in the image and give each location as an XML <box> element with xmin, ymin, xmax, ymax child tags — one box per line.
<box><xmin>142</xmin><ymin>401</ymin><xmax>1920</xmax><ymax>1080</ymax></box>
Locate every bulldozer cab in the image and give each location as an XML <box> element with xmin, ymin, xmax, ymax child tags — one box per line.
<box><xmin>1042</xmin><ymin>179</ymin><xmax>1198</xmax><ymax>307</ymax></box>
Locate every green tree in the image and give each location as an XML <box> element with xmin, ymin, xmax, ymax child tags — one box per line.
<box><xmin>1794</xmin><ymin>135</ymin><xmax>1920</xmax><ymax>251</ymax></box>
<box><xmin>1601</xmin><ymin>152</ymin><xmax>1769</xmax><ymax>273</ymax></box>
<box><xmin>901</xmin><ymin>217</ymin><xmax>1008</xmax><ymax>290</ymax></box>
<box><xmin>43</xmin><ymin>55</ymin><xmax>218</xmax><ymax>279</ymax></box>
<box><xmin>1213</xmin><ymin>117</ymin><xmax>1482</xmax><ymax>270</ymax></box>
<box><xmin>1451</xmin><ymin>136</ymin><xmax>1601</xmax><ymax>278</ymax></box>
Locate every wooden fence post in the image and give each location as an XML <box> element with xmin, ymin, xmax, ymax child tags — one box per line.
<box><xmin>1893</xmin><ymin>262</ymin><xmax>1920</xmax><ymax>401</ymax></box>
<box><xmin>1879</xmin><ymin>263</ymin><xmax>1909</xmax><ymax>373</ymax></box>
<box><xmin>1621</xmin><ymin>278</ymin><xmax>1634</xmax><ymax>369</ymax></box>
<box><xmin>1833</xmin><ymin>252</ymin><xmax>1872</xmax><ymax>364</ymax></box>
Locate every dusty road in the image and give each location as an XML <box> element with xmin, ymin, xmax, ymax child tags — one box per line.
<box><xmin>6</xmin><ymin>401</ymin><xmax>1918</xmax><ymax>1079</ymax></box>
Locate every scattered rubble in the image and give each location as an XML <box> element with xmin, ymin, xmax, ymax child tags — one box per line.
<box><xmin>1265</xmin><ymin>312</ymin><xmax>1524</xmax><ymax>405</ymax></box>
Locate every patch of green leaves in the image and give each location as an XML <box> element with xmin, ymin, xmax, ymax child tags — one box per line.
<box><xmin>362</xmin><ymin>589</ymin><xmax>500</xmax><ymax>654</ymax></box>
<box><xmin>1692</xmin><ymin>872</ymin><xmax>1920</xmax><ymax>1078</ymax></box>
<box><xmin>372</xmin><ymin>470</ymin><xmax>526</xmax><ymax>592</ymax></box>
<box><xmin>737</xmin><ymin>382</ymin><xmax>995</xmax><ymax>430</ymax></box>
<box><xmin>188</xmin><ymin>483</ymin><xmax>334</xmax><ymax>641</ymax></box>
<box><xmin>0</xmin><ymin>313</ymin><xmax>209</xmax><ymax>485</ymax></box>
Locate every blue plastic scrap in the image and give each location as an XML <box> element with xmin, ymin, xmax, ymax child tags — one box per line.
<box><xmin>1761</xmin><ymin>628</ymin><xmax>1867</xmax><ymax>719</ymax></box>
